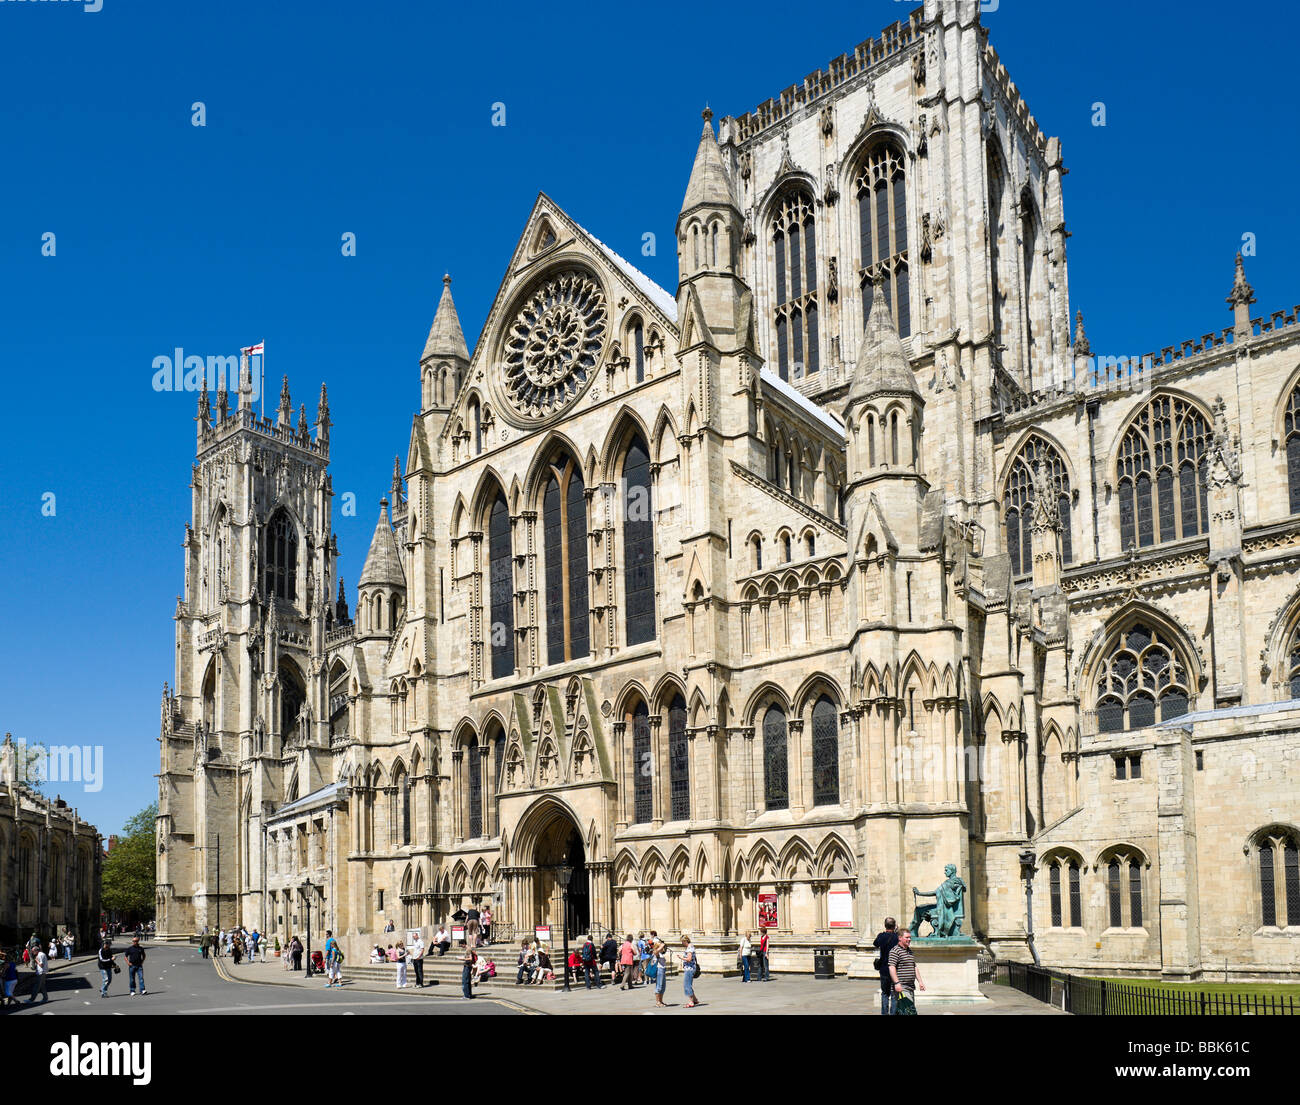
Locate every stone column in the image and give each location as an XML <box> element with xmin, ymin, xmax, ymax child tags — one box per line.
<box><xmin>613</xmin><ymin>721</ymin><xmax>629</xmax><ymax>830</ymax></box>
<box><xmin>788</xmin><ymin>718</ymin><xmax>806</xmax><ymax>816</ymax></box>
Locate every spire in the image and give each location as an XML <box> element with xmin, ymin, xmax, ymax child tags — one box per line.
<box><xmin>237</xmin><ymin>353</ymin><xmax>253</xmax><ymax>411</ymax></box>
<box><xmin>680</xmin><ymin>107</ymin><xmax>739</xmax><ymax>216</ymax></box>
<box><xmin>359</xmin><ymin>499</ymin><xmax>406</xmax><ymax>590</ymax></box>
<box><xmin>391</xmin><ymin>456</ymin><xmax>404</xmax><ymax>502</ymax></box>
<box><xmin>1227</xmin><ymin>252</ymin><xmax>1256</xmax><ymax>336</ymax></box>
<box><xmin>335</xmin><ymin>578</ymin><xmax>350</xmax><ymax>625</ymax></box>
<box><xmin>1226</xmin><ymin>252</ymin><xmax>1255</xmax><ymax>307</ymax></box>
<box><xmin>216</xmin><ymin>378</ymin><xmax>229</xmax><ymax>422</ymax></box>
<box><xmin>422</xmin><ymin>274</ymin><xmax>470</xmax><ymax>363</ymax></box>
<box><xmin>277</xmin><ymin>375</ymin><xmax>292</xmax><ymax>427</ymax></box>
<box><xmin>846</xmin><ymin>272</ymin><xmax>920</xmax><ymax>411</ymax></box>
<box><xmin>196</xmin><ymin>374</ymin><xmax>211</xmax><ymax>429</ymax></box>
<box><xmin>298</xmin><ymin>403</ymin><xmax>308</xmax><ymax>441</ymax></box>
<box><xmin>315</xmin><ymin>383</ymin><xmax>331</xmax><ymax>445</ymax></box>
<box><xmin>1073</xmin><ymin>309</ymin><xmax>1090</xmax><ymax>356</ymax></box>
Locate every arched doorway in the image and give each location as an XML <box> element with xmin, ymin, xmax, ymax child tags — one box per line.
<box><xmin>533</xmin><ymin>814</ymin><xmax>590</xmax><ymax>939</ymax></box>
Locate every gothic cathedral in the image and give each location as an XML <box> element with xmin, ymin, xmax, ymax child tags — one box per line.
<box><xmin>156</xmin><ymin>1</ymin><xmax>1300</xmax><ymax>979</ymax></box>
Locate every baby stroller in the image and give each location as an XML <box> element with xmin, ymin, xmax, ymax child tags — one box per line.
<box><xmin>310</xmin><ymin>949</ymin><xmax>326</xmax><ymax>974</ymax></box>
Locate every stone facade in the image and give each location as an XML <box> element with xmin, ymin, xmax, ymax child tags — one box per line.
<box><xmin>155</xmin><ymin>2</ymin><xmax>1300</xmax><ymax>978</ymax></box>
<box><xmin>0</xmin><ymin>735</ymin><xmax>102</xmax><ymax>946</ymax></box>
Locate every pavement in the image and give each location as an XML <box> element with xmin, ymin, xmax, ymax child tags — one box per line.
<box><xmin>2</xmin><ymin>941</ymin><xmax>1061</xmax><ymax>1015</ymax></box>
<box><xmin>219</xmin><ymin>951</ymin><xmax>1062</xmax><ymax>1015</ymax></box>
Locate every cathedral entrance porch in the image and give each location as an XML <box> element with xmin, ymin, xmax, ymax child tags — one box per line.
<box><xmin>505</xmin><ymin>797</ymin><xmax>610</xmax><ymax>944</ymax></box>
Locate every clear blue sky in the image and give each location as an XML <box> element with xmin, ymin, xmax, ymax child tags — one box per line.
<box><xmin>0</xmin><ymin>0</ymin><xmax>1290</xmax><ymax>837</ymax></box>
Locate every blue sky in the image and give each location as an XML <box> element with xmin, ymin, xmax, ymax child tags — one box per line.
<box><xmin>0</xmin><ymin>0</ymin><xmax>1290</xmax><ymax>837</ymax></box>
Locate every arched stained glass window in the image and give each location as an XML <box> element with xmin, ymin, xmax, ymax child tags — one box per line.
<box><xmin>856</xmin><ymin>142</ymin><xmax>910</xmax><ymax>337</ymax></box>
<box><xmin>1286</xmin><ymin>384</ymin><xmax>1300</xmax><ymax>515</ymax></box>
<box><xmin>467</xmin><ymin>741</ymin><xmax>482</xmax><ymax>838</ymax></box>
<box><xmin>401</xmin><ymin>772</ymin><xmax>411</xmax><ymax>846</ymax></box>
<box><xmin>1107</xmin><ymin>860</ymin><xmax>1122</xmax><ymax>928</ymax></box>
<box><xmin>633</xmin><ymin>320</ymin><xmax>646</xmax><ymax>384</ymax></box>
<box><xmin>668</xmin><ymin>694</ymin><xmax>689</xmax><ymax>821</ymax></box>
<box><xmin>762</xmin><ymin>704</ymin><xmax>789</xmax><ymax>811</ymax></box>
<box><xmin>1117</xmin><ymin>396</ymin><xmax>1211</xmax><ymax>549</ymax></box>
<box><xmin>1254</xmin><ymin>828</ymin><xmax>1300</xmax><ymax>928</ymax></box>
<box><xmin>488</xmin><ymin>492</ymin><xmax>514</xmax><ymax>680</ymax></box>
<box><xmin>632</xmin><ymin>700</ymin><xmax>652</xmax><ymax>824</ymax></box>
<box><xmin>543</xmin><ymin>455</ymin><xmax>589</xmax><ymax>666</ymax></box>
<box><xmin>811</xmin><ymin>695</ymin><xmax>839</xmax><ymax>806</ymax></box>
<box><xmin>1068</xmin><ymin>861</ymin><xmax>1082</xmax><ymax>926</ymax></box>
<box><xmin>1049</xmin><ymin>862</ymin><xmax>1062</xmax><ymax>927</ymax></box>
<box><xmin>623</xmin><ymin>436</ymin><xmax>656</xmax><ymax>646</ymax></box>
<box><xmin>772</xmin><ymin>188</ymin><xmax>819</xmax><ymax>380</ymax></box>
<box><xmin>1094</xmin><ymin>622</ymin><xmax>1192</xmax><ymax>733</ymax></box>
<box><xmin>1003</xmin><ymin>435</ymin><xmax>1073</xmax><ymax>576</ymax></box>
<box><xmin>265</xmin><ymin>511</ymin><xmax>297</xmax><ymax>601</ymax></box>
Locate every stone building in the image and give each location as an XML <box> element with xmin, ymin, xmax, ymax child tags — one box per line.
<box><xmin>155</xmin><ymin>1</ymin><xmax>1300</xmax><ymax>979</ymax></box>
<box><xmin>0</xmin><ymin>735</ymin><xmax>102</xmax><ymax>946</ymax></box>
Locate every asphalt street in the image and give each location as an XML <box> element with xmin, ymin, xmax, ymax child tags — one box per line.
<box><xmin>2</xmin><ymin>943</ymin><xmax>527</xmax><ymax>1016</ymax></box>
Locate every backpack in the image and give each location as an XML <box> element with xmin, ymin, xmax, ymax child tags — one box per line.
<box><xmin>581</xmin><ymin>941</ymin><xmax>595</xmax><ymax>964</ymax></box>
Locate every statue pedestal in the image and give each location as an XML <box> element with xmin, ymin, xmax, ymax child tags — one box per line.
<box><xmin>912</xmin><ymin>938</ymin><xmax>988</xmax><ymax>1004</ymax></box>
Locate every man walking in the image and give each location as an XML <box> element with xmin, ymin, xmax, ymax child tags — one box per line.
<box><xmin>26</xmin><ymin>943</ymin><xmax>49</xmax><ymax>1005</ymax></box>
<box><xmin>96</xmin><ymin>942</ymin><xmax>116</xmax><ymax>999</ymax></box>
<box><xmin>410</xmin><ymin>931</ymin><xmax>425</xmax><ymax>987</ymax></box>
<box><xmin>125</xmin><ymin>936</ymin><xmax>147</xmax><ymax>996</ymax></box>
<box><xmin>888</xmin><ymin>928</ymin><xmax>926</xmax><ymax>1014</ymax></box>
<box><xmin>872</xmin><ymin>917</ymin><xmax>900</xmax><ymax>1015</ymax></box>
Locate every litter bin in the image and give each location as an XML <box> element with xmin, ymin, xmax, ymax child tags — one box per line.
<box><xmin>813</xmin><ymin>947</ymin><xmax>835</xmax><ymax>979</ymax></box>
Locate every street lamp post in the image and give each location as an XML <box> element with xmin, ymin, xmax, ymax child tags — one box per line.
<box><xmin>302</xmin><ymin>879</ymin><xmax>314</xmax><ymax>978</ymax></box>
<box><xmin>557</xmin><ymin>865</ymin><xmax>572</xmax><ymax>993</ymax></box>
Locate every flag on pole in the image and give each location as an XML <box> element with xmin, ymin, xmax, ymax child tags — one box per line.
<box><xmin>240</xmin><ymin>342</ymin><xmax>265</xmax><ymax>416</ymax></box>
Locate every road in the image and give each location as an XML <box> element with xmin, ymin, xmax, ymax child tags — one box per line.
<box><xmin>3</xmin><ymin>943</ymin><xmax>527</xmax><ymax>1016</ymax></box>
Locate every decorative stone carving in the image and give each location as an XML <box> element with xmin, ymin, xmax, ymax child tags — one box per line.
<box><xmin>501</xmin><ymin>269</ymin><xmax>607</xmax><ymax>420</ymax></box>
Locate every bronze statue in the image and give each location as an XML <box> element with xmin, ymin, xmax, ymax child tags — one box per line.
<box><xmin>909</xmin><ymin>863</ymin><xmax>967</xmax><ymax>938</ymax></box>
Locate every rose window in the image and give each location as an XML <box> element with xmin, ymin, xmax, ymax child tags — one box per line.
<box><xmin>502</xmin><ymin>270</ymin><xmax>606</xmax><ymax>418</ymax></box>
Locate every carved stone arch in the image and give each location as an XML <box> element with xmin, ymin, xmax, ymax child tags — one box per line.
<box><xmin>470</xmin><ymin>858</ymin><xmax>490</xmax><ymax>893</ymax></box>
<box><xmin>597</xmin><ymin>406</ymin><xmax>655</xmax><ymax>484</ymax></box>
<box><xmin>667</xmin><ymin>846</ymin><xmax>690</xmax><ymax>885</ymax></box>
<box><xmin>862</xmin><ymin>661</ymin><xmax>882</xmax><ymax>700</ymax></box>
<box><xmin>899</xmin><ymin>650</ymin><xmax>932</xmax><ymax>699</ymax></box>
<box><xmin>1103</xmin><ymin>387</ymin><xmax>1215</xmax><ymax>486</ymax></box>
<box><xmin>641</xmin><ymin>846</ymin><xmax>668</xmax><ymax>886</ymax></box>
<box><xmin>687</xmin><ymin>688</ymin><xmax>710</xmax><ymax>728</ymax></box>
<box><xmin>452</xmin><ymin>719</ymin><xmax>478</xmax><ymax>752</ymax></box>
<box><xmin>1245</xmin><ymin>822</ymin><xmax>1300</xmax><ymax>854</ymax></box>
<box><xmin>613</xmin><ymin>847</ymin><xmax>640</xmax><ymax>885</ymax></box>
<box><xmin>450</xmin><ymin>860</ymin><xmax>469</xmax><ymax>892</ymax></box>
<box><xmin>997</xmin><ymin>426</ymin><xmax>1079</xmax><ymax>502</ymax></box>
<box><xmin>400</xmin><ymin>863</ymin><xmax>414</xmax><ymax>896</ymax></box>
<box><xmin>693</xmin><ymin>846</ymin><xmax>712</xmax><ymax>883</ymax></box>
<box><xmin>744</xmin><ymin>680</ymin><xmax>793</xmax><ymax>725</ymax></box>
<box><xmin>1258</xmin><ymin>585</ymin><xmax>1300</xmax><ymax>688</ymax></box>
<box><xmin>801</xmin><ymin>565</ymin><xmax>822</xmax><ymax>589</ymax></box>
<box><xmin>1078</xmin><ymin>600</ymin><xmax>1207</xmax><ymax>698</ymax></box>
<box><xmin>1095</xmin><ymin>842</ymin><xmax>1150</xmax><ymax>871</ymax></box>
<box><xmin>840</xmin><ymin>115</ymin><xmax>912</xmax><ymax>197</ymax></box>
<box><xmin>507</xmin><ymin>473</ymin><xmax>523</xmax><ymax>514</ymax></box>
<box><xmin>1270</xmin><ymin>361</ymin><xmax>1300</xmax><ymax>449</ymax></box>
<box><xmin>652</xmin><ymin>406</ymin><xmax>680</xmax><ymax>462</ymax></box>
<box><xmin>479</xmin><ymin>708</ymin><xmax>509</xmax><ymax>741</ymax></box>
<box><xmin>791</xmin><ymin>672</ymin><xmax>844</xmax><ymax>717</ymax></box>
<box><xmin>815</xmin><ymin>832</ymin><xmax>855</xmax><ymax>879</ymax></box>
<box><xmin>650</xmin><ymin>671</ymin><xmax>688</xmax><ymax>716</ymax></box>
<box><xmin>469</xmin><ymin>466</ymin><xmax>512</xmax><ymax>528</ymax></box>
<box><xmin>614</xmin><ymin>679</ymin><xmax>652</xmax><ymax>719</ymax></box>
<box><xmin>521</xmin><ymin>428</ymin><xmax>587</xmax><ymax>506</ymax></box>
<box><xmin>778</xmin><ymin>836</ymin><xmax>814</xmax><ymax>879</ymax></box>
<box><xmin>823</xmin><ymin>561</ymin><xmax>843</xmax><ymax>584</ymax></box>
<box><xmin>981</xmin><ymin>693</ymin><xmax>1004</xmax><ymax>731</ymax></box>
<box><xmin>757</xmin><ymin>168</ymin><xmax>820</xmax><ymax>229</ymax></box>
<box><xmin>747</xmin><ymin>840</ymin><xmax>778</xmax><ymax>882</ymax></box>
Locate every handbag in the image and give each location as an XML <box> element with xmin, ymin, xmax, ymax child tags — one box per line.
<box><xmin>895</xmin><ymin>993</ymin><xmax>917</xmax><ymax>1016</ymax></box>
<box><xmin>112</xmin><ymin>964</ymin><xmax>121</xmax><ymax>975</ymax></box>
<box><xmin>646</xmin><ymin>962</ymin><xmax>658</xmax><ymax>981</ymax></box>
<box><xmin>873</xmin><ymin>957</ymin><xmax>882</xmax><ymax>971</ymax></box>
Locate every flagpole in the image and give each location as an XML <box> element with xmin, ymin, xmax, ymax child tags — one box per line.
<box><xmin>260</xmin><ymin>342</ymin><xmax>265</xmax><ymax>422</ymax></box>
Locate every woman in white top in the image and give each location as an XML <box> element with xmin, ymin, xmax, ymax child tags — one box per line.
<box><xmin>395</xmin><ymin>941</ymin><xmax>408</xmax><ymax>988</ymax></box>
<box><xmin>738</xmin><ymin>933</ymin><xmax>753</xmax><ymax>983</ymax></box>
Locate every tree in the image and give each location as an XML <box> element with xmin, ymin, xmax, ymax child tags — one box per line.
<box><xmin>101</xmin><ymin>804</ymin><xmax>157</xmax><ymax>921</ymax></box>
